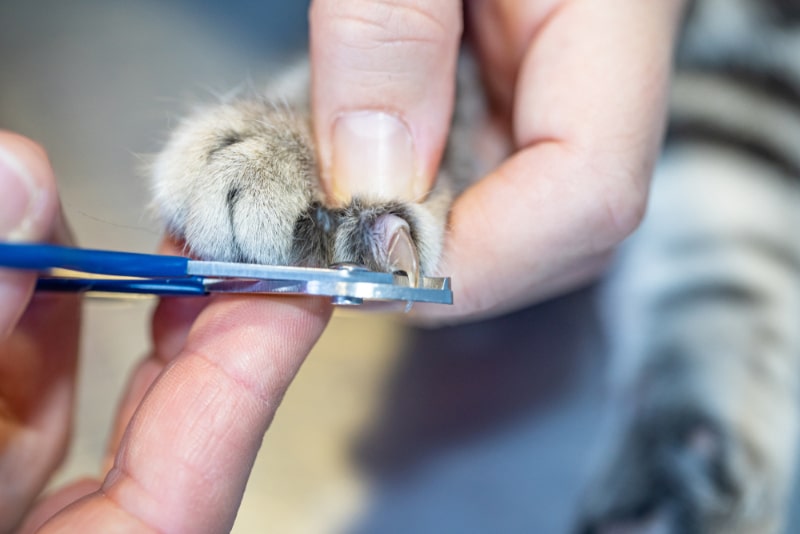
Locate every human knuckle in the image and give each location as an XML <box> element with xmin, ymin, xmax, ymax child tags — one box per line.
<box><xmin>320</xmin><ymin>0</ymin><xmax>456</xmax><ymax>50</ymax></box>
<box><xmin>576</xmin><ymin>145</ymin><xmax>649</xmax><ymax>248</ymax></box>
<box><xmin>599</xmin><ymin>169</ymin><xmax>648</xmax><ymax>245</ymax></box>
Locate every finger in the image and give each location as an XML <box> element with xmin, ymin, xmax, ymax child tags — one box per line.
<box><xmin>41</xmin><ymin>295</ymin><xmax>332</xmax><ymax>533</ymax></box>
<box><xmin>415</xmin><ymin>0</ymin><xmax>687</xmax><ymax>322</ymax></box>
<box><xmin>102</xmin><ymin>296</ymin><xmax>208</xmax><ymax>471</ymax></box>
<box><xmin>103</xmin><ymin>237</ymin><xmax>209</xmax><ymax>469</ymax></box>
<box><xmin>310</xmin><ymin>0</ymin><xmax>463</xmax><ymax>203</ymax></box>
<box><xmin>464</xmin><ymin>0</ymin><xmax>556</xmax><ymax>118</ymax></box>
<box><xmin>0</xmin><ymin>132</ymin><xmax>60</xmax><ymax>337</ymax></box>
<box><xmin>0</xmin><ymin>132</ymin><xmax>81</xmax><ymax>531</ymax></box>
<box><xmin>17</xmin><ymin>478</ymin><xmax>101</xmax><ymax>534</ymax></box>
<box><xmin>0</xmin><ymin>291</ymin><xmax>80</xmax><ymax>531</ymax></box>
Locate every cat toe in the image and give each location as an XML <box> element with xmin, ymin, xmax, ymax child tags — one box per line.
<box><xmin>150</xmin><ymin>100</ymin><xmax>329</xmax><ymax>265</ymax></box>
<box><xmin>331</xmin><ymin>198</ymin><xmax>444</xmax><ymax>278</ymax></box>
<box><xmin>575</xmin><ymin>409</ymin><xmax>780</xmax><ymax>534</ymax></box>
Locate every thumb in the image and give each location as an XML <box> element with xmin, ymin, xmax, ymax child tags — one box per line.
<box><xmin>0</xmin><ymin>131</ymin><xmax>60</xmax><ymax>337</ymax></box>
<box><xmin>0</xmin><ymin>132</ymin><xmax>57</xmax><ymax>243</ymax></box>
<box><xmin>309</xmin><ymin>0</ymin><xmax>462</xmax><ymax>203</ymax></box>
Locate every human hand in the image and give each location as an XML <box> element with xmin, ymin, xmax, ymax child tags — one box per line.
<box><xmin>309</xmin><ymin>0</ymin><xmax>688</xmax><ymax>323</ymax></box>
<box><xmin>0</xmin><ymin>132</ymin><xmax>332</xmax><ymax>532</ymax></box>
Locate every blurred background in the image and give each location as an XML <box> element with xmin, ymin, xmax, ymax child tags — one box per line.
<box><xmin>3</xmin><ymin>2</ymin><xmax>796</xmax><ymax>533</ymax></box>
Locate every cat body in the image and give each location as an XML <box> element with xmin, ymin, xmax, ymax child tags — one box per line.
<box><xmin>150</xmin><ymin>1</ymin><xmax>800</xmax><ymax>532</ymax></box>
<box><xmin>577</xmin><ymin>1</ymin><xmax>800</xmax><ymax>532</ymax></box>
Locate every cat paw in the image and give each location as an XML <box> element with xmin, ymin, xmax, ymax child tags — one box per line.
<box><xmin>150</xmin><ymin>98</ymin><xmax>449</xmax><ymax>277</ymax></box>
<box><xmin>151</xmin><ymin>100</ymin><xmax>320</xmax><ymax>265</ymax></box>
<box><xmin>574</xmin><ymin>408</ymin><xmax>786</xmax><ymax>534</ymax></box>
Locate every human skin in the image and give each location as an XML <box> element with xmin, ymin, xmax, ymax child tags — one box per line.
<box><xmin>0</xmin><ymin>131</ymin><xmax>332</xmax><ymax>533</ymax></box>
<box><xmin>310</xmin><ymin>0</ymin><xmax>688</xmax><ymax>323</ymax></box>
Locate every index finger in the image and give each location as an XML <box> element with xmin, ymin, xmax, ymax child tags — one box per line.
<box><xmin>40</xmin><ymin>295</ymin><xmax>332</xmax><ymax>533</ymax></box>
<box><xmin>417</xmin><ymin>0</ymin><xmax>687</xmax><ymax>321</ymax></box>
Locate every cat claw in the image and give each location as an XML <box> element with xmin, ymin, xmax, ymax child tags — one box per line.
<box><xmin>387</xmin><ymin>223</ymin><xmax>420</xmax><ymax>287</ymax></box>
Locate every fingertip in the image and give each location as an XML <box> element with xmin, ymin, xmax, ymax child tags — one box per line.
<box><xmin>156</xmin><ymin>234</ymin><xmax>187</xmax><ymax>256</ymax></box>
<box><xmin>187</xmin><ymin>294</ymin><xmax>333</xmax><ymax>357</ymax></box>
<box><xmin>328</xmin><ymin>110</ymin><xmax>419</xmax><ymax>203</ymax></box>
<box><xmin>0</xmin><ymin>131</ymin><xmax>59</xmax><ymax>243</ymax></box>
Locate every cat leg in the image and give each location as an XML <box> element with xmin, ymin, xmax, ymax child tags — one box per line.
<box><xmin>576</xmin><ymin>145</ymin><xmax>800</xmax><ymax>534</ymax></box>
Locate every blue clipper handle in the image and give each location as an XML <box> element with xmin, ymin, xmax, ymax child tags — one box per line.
<box><xmin>0</xmin><ymin>243</ymin><xmax>189</xmax><ymax>278</ymax></box>
<box><xmin>35</xmin><ymin>276</ymin><xmax>208</xmax><ymax>296</ymax></box>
